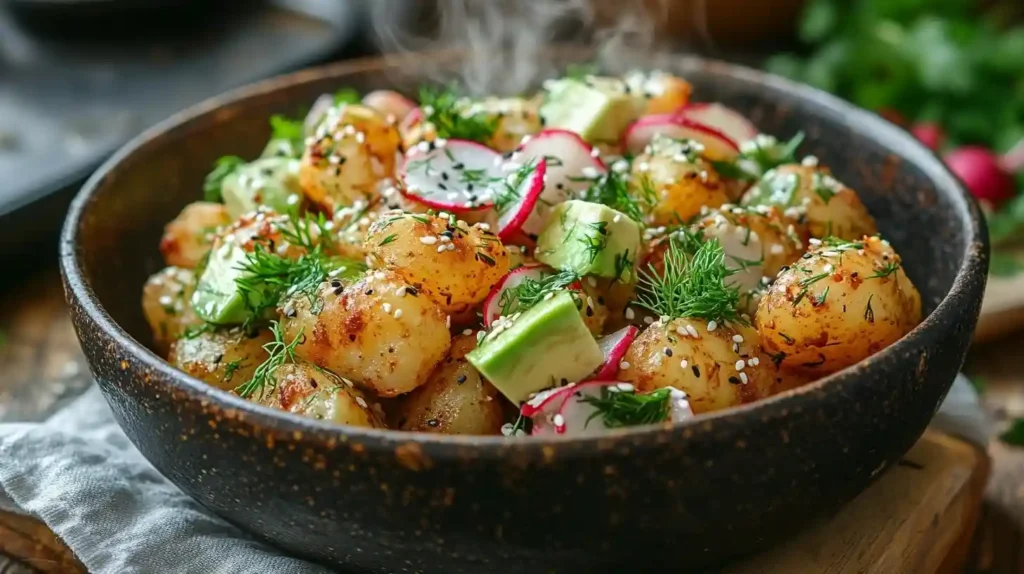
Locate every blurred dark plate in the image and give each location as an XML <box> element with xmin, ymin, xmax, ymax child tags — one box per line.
<box><xmin>0</xmin><ymin>0</ymin><xmax>365</xmax><ymax>270</ymax></box>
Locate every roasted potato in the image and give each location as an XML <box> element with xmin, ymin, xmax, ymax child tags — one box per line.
<box><xmin>281</xmin><ymin>269</ymin><xmax>451</xmax><ymax>397</ymax></box>
<box><xmin>159</xmin><ymin>201</ymin><xmax>231</xmax><ymax>268</ymax></box>
<box><xmin>364</xmin><ymin>211</ymin><xmax>510</xmax><ymax>315</ymax></box>
<box><xmin>299</xmin><ymin>104</ymin><xmax>401</xmax><ymax>210</ymax></box>
<box><xmin>142</xmin><ymin>266</ymin><xmax>202</xmax><ymax>356</ymax></box>
<box><xmin>618</xmin><ymin>318</ymin><xmax>795</xmax><ymax>414</ymax></box>
<box><xmin>756</xmin><ymin>236</ymin><xmax>921</xmax><ymax>377</ymax></box>
<box><xmin>169</xmin><ymin>328</ymin><xmax>275</xmax><ymax>391</ymax></box>
<box><xmin>624</xmin><ymin>70</ymin><xmax>692</xmax><ymax>115</ymax></box>
<box><xmin>393</xmin><ymin>334</ymin><xmax>504</xmax><ymax>434</ymax></box>
<box><xmin>632</xmin><ymin>135</ymin><xmax>729</xmax><ymax>226</ymax></box>
<box><xmin>257</xmin><ymin>362</ymin><xmax>384</xmax><ymax>428</ymax></box>
<box><xmin>741</xmin><ymin>164</ymin><xmax>877</xmax><ymax>240</ymax></box>
<box><xmin>579</xmin><ymin>277</ymin><xmax>610</xmax><ymax>336</ymax></box>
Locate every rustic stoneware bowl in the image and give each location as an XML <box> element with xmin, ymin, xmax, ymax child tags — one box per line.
<box><xmin>60</xmin><ymin>52</ymin><xmax>988</xmax><ymax>573</ymax></box>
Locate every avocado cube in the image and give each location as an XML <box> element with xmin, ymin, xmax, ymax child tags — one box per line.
<box><xmin>535</xmin><ymin>200</ymin><xmax>642</xmax><ymax>281</ymax></box>
<box><xmin>468</xmin><ymin>292</ymin><xmax>603</xmax><ymax>404</ymax></box>
<box><xmin>191</xmin><ymin>241</ymin><xmax>266</xmax><ymax>325</ymax></box>
<box><xmin>540</xmin><ymin>77</ymin><xmax>646</xmax><ymax>143</ymax></box>
<box><xmin>222</xmin><ymin>157</ymin><xmax>303</xmax><ymax>219</ymax></box>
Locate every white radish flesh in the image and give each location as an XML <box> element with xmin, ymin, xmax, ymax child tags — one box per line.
<box><xmin>496</xmin><ymin>158</ymin><xmax>547</xmax><ymax>241</ymax></box>
<box><xmin>593</xmin><ymin>326</ymin><xmax>639</xmax><ymax>379</ymax></box>
<box><xmin>676</xmin><ymin>103</ymin><xmax>757</xmax><ymax>145</ymax></box>
<box><xmin>623</xmin><ymin>115</ymin><xmax>739</xmax><ymax>160</ymax></box>
<box><xmin>400</xmin><ymin>139</ymin><xmax>502</xmax><ymax>212</ymax></box>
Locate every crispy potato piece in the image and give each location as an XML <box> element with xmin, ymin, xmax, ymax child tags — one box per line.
<box><xmin>632</xmin><ymin>136</ymin><xmax>729</xmax><ymax>227</ymax></box>
<box><xmin>364</xmin><ymin>211</ymin><xmax>509</xmax><ymax>315</ymax></box>
<box><xmin>756</xmin><ymin>235</ymin><xmax>921</xmax><ymax>377</ymax></box>
<box><xmin>169</xmin><ymin>328</ymin><xmax>275</xmax><ymax>391</ymax></box>
<box><xmin>159</xmin><ymin>202</ymin><xmax>231</xmax><ymax>268</ymax></box>
<box><xmin>258</xmin><ymin>362</ymin><xmax>384</xmax><ymax>428</ymax></box>
<box><xmin>281</xmin><ymin>269</ymin><xmax>451</xmax><ymax>397</ymax></box>
<box><xmin>625</xmin><ymin>71</ymin><xmax>693</xmax><ymax>115</ymax></box>
<box><xmin>393</xmin><ymin>334</ymin><xmax>504</xmax><ymax>434</ymax></box>
<box><xmin>142</xmin><ymin>266</ymin><xmax>202</xmax><ymax>356</ymax></box>
<box><xmin>741</xmin><ymin>164</ymin><xmax>877</xmax><ymax>240</ymax></box>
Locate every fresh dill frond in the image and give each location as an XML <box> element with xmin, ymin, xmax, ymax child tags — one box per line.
<box><xmin>634</xmin><ymin>233</ymin><xmax>743</xmax><ymax>324</ymax></box>
<box><xmin>233</xmin><ymin>244</ymin><xmax>330</xmax><ymax>328</ymax></box>
<box><xmin>203</xmin><ymin>156</ymin><xmax>245</xmax><ymax>202</ymax></box>
<box><xmin>579</xmin><ymin>387</ymin><xmax>673</xmax><ymax>429</ymax></box>
<box><xmin>506</xmin><ymin>412</ymin><xmax>532</xmax><ymax>436</ymax></box>
<box><xmin>182</xmin><ymin>323</ymin><xmax>214</xmax><ymax>340</ymax></box>
<box><xmin>579</xmin><ymin>169</ymin><xmax>651</xmax><ymax>222</ymax></box>
<box><xmin>418</xmin><ymin>85</ymin><xmax>499</xmax><ymax>143</ymax></box>
<box><xmin>221</xmin><ymin>359</ymin><xmax>244</xmax><ymax>383</ymax></box>
<box><xmin>498</xmin><ymin>269</ymin><xmax>580</xmax><ymax>316</ymax></box>
<box><xmin>820</xmin><ymin>236</ymin><xmax>865</xmax><ymax>251</ymax></box>
<box><xmin>576</xmin><ymin>221</ymin><xmax>610</xmax><ymax>264</ymax></box>
<box><xmin>870</xmin><ymin>261</ymin><xmax>900</xmax><ymax>279</ymax></box>
<box><xmin>494</xmin><ymin>158</ymin><xmax>541</xmax><ymax>216</ymax></box>
<box><xmin>713</xmin><ymin>132</ymin><xmax>806</xmax><ymax>182</ymax></box>
<box><xmin>234</xmin><ymin>322</ymin><xmax>303</xmax><ymax>400</ymax></box>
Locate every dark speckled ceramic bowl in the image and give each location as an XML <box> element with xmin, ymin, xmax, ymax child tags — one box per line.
<box><xmin>60</xmin><ymin>52</ymin><xmax>988</xmax><ymax>573</ymax></box>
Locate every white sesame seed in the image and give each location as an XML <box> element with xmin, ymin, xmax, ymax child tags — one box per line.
<box><xmin>613</xmin><ymin>214</ymin><xmax>622</xmax><ymax>223</ymax></box>
<box><xmin>680</xmin><ymin>359</ymin><xmax>688</xmax><ymax>369</ymax></box>
<box><xmin>735</xmin><ymin>359</ymin><xmax>746</xmax><ymax>371</ymax></box>
<box><xmin>446</xmin><ymin>243</ymin><xmax>456</xmax><ymax>251</ymax></box>
<box><xmin>686</xmin><ymin>324</ymin><xmax>699</xmax><ymax>338</ymax></box>
<box><xmin>617</xmin><ymin>382</ymin><xmax>634</xmax><ymax>392</ymax></box>
<box><xmin>553</xmin><ymin>414</ymin><xmax>565</xmax><ymax>427</ymax></box>
<box><xmin>437</xmin><ymin>245</ymin><xmax>447</xmax><ymax>253</ymax></box>
<box><xmin>446</xmin><ymin>315</ymin><xmax>451</xmax><ymax>328</ymax></box>
<box><xmin>770</xmin><ymin>244</ymin><xmax>785</xmax><ymax>255</ymax></box>
<box><xmin>439</xmin><ymin>235</ymin><xmax>451</xmax><ymax>243</ymax></box>
<box><xmin>587</xmin><ymin>277</ymin><xmax>598</xmax><ymax>288</ymax></box>
<box><xmin>707</xmin><ymin>320</ymin><xmax>718</xmax><ymax>332</ymax></box>
<box><xmin>382</xmin><ymin>303</ymin><xmax>392</xmax><ymax>313</ymax></box>
<box><xmin>394</xmin><ymin>309</ymin><xmax>403</xmax><ymax>319</ymax></box>
<box><xmin>823</xmin><ymin>264</ymin><xmax>834</xmax><ymax>273</ymax></box>
<box><xmin>477</xmin><ymin>223</ymin><xmax>491</xmax><ymax>231</ymax></box>
<box><xmin>590</xmin><ymin>147</ymin><xmax>601</xmax><ymax>158</ymax></box>
<box><xmin>801</xmin><ymin>155</ymin><xmax>819</xmax><ymax>167</ymax></box>
<box><xmin>625</xmin><ymin>308</ymin><xmax>636</xmax><ymax>320</ymax></box>
<box><xmin>356</xmin><ymin>397</ymin><xmax>368</xmax><ymax>408</ymax></box>
<box><xmin>395</xmin><ymin>287</ymin><xmax>407</xmax><ymax>297</ymax></box>
<box><xmin>581</xmin><ymin>166</ymin><xmax>599</xmax><ymax>178</ymax></box>
<box><xmin>420</xmin><ymin>236</ymin><xmax>438</xmax><ymax>245</ymax></box>
<box><xmin>158</xmin><ymin>295</ymin><xmax>173</xmax><ymax>306</ymax></box>
<box><xmin>740</xmin><ymin>372</ymin><xmax>749</xmax><ymax>384</ymax></box>
<box><xmin>809</xmin><ymin>238</ymin><xmax>822</xmax><ymax>246</ymax></box>
<box><xmin>749</xmin><ymin>357</ymin><xmax>760</xmax><ymax>366</ymax></box>
<box><xmin>643</xmin><ymin>316</ymin><xmax>654</xmax><ymax>325</ymax></box>
<box><xmin>619</xmin><ymin>361</ymin><xmax>631</xmax><ymax>370</ymax></box>
<box><xmin>732</xmin><ymin>334</ymin><xmax>744</xmax><ymax>343</ymax></box>
<box><xmin>462</xmin><ymin>328</ymin><xmax>473</xmax><ymax>336</ymax></box>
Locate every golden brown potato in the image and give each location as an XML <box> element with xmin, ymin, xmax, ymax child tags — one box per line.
<box><xmin>632</xmin><ymin>135</ymin><xmax>729</xmax><ymax>227</ymax></box>
<box><xmin>281</xmin><ymin>269</ymin><xmax>451</xmax><ymax>397</ymax></box>
<box><xmin>393</xmin><ymin>334</ymin><xmax>504</xmax><ymax>434</ymax></box>
<box><xmin>756</xmin><ymin>236</ymin><xmax>921</xmax><ymax>377</ymax></box>
<box><xmin>299</xmin><ymin>104</ymin><xmax>401</xmax><ymax>210</ymax></box>
<box><xmin>159</xmin><ymin>202</ymin><xmax>231</xmax><ymax>268</ymax></box>
<box><xmin>618</xmin><ymin>318</ymin><xmax>790</xmax><ymax>414</ymax></box>
<box><xmin>169</xmin><ymin>328</ymin><xmax>275</xmax><ymax>391</ymax></box>
<box><xmin>741</xmin><ymin>164</ymin><xmax>877</xmax><ymax>240</ymax></box>
<box><xmin>624</xmin><ymin>70</ymin><xmax>692</xmax><ymax>115</ymax></box>
<box><xmin>257</xmin><ymin>362</ymin><xmax>384</xmax><ymax>428</ymax></box>
<box><xmin>579</xmin><ymin>277</ymin><xmax>610</xmax><ymax>336</ymax></box>
<box><xmin>364</xmin><ymin>211</ymin><xmax>510</xmax><ymax>315</ymax></box>
<box><xmin>142</xmin><ymin>266</ymin><xmax>202</xmax><ymax>356</ymax></box>
<box><xmin>472</xmin><ymin>96</ymin><xmax>544</xmax><ymax>153</ymax></box>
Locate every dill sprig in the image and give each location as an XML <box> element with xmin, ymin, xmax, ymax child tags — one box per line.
<box><xmin>711</xmin><ymin>132</ymin><xmax>805</xmax><ymax>182</ymax></box>
<box><xmin>494</xmin><ymin>158</ymin><xmax>541</xmax><ymax>216</ymax></box>
<box><xmin>576</xmin><ymin>221</ymin><xmax>610</xmax><ymax>264</ymax></box>
<box><xmin>203</xmin><ymin>156</ymin><xmax>245</xmax><ymax>202</ymax></box>
<box><xmin>234</xmin><ymin>322</ymin><xmax>303</xmax><ymax>400</ymax></box>
<box><xmin>579</xmin><ymin>387</ymin><xmax>673</xmax><ymax>429</ymax></box>
<box><xmin>870</xmin><ymin>260</ymin><xmax>900</xmax><ymax>279</ymax></box>
<box><xmin>418</xmin><ymin>85</ymin><xmax>499</xmax><ymax>143</ymax></box>
<box><xmin>498</xmin><ymin>269</ymin><xmax>579</xmax><ymax>316</ymax></box>
<box><xmin>578</xmin><ymin>169</ymin><xmax>652</xmax><ymax>222</ymax></box>
<box><xmin>634</xmin><ymin>232</ymin><xmax>743</xmax><ymax>324</ymax></box>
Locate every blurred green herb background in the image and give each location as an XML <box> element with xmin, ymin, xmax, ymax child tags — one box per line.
<box><xmin>765</xmin><ymin>0</ymin><xmax>1024</xmax><ymax>270</ymax></box>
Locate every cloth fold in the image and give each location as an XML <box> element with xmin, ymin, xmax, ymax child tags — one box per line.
<box><xmin>0</xmin><ymin>375</ymin><xmax>989</xmax><ymax>574</ymax></box>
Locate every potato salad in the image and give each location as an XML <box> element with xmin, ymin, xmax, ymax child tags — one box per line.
<box><xmin>143</xmin><ymin>70</ymin><xmax>922</xmax><ymax>437</ymax></box>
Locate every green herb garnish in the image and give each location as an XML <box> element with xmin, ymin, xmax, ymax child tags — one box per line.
<box><xmin>579</xmin><ymin>169</ymin><xmax>653</xmax><ymax>222</ymax></box>
<box><xmin>269</xmin><ymin>115</ymin><xmax>305</xmax><ymax>153</ymax></box>
<box><xmin>498</xmin><ymin>269</ymin><xmax>580</xmax><ymax>316</ymax></box>
<box><xmin>333</xmin><ymin>88</ymin><xmax>361</xmax><ymax>105</ymax></box>
<box><xmin>870</xmin><ymin>261</ymin><xmax>901</xmax><ymax>279</ymax></box>
<box><xmin>494</xmin><ymin>158</ymin><xmax>541</xmax><ymax>216</ymax></box>
<box><xmin>234</xmin><ymin>322</ymin><xmax>303</xmax><ymax>400</ymax></box>
<box><xmin>203</xmin><ymin>156</ymin><xmax>245</xmax><ymax>203</ymax></box>
<box><xmin>634</xmin><ymin>233</ymin><xmax>742</xmax><ymax>324</ymax></box>
<box><xmin>418</xmin><ymin>85</ymin><xmax>499</xmax><ymax>143</ymax></box>
<box><xmin>576</xmin><ymin>221</ymin><xmax>610</xmax><ymax>265</ymax></box>
<box><xmin>578</xmin><ymin>387</ymin><xmax>673</xmax><ymax>428</ymax></box>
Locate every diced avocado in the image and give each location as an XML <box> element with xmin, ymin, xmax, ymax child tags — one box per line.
<box><xmin>535</xmin><ymin>200</ymin><xmax>642</xmax><ymax>281</ymax></box>
<box><xmin>222</xmin><ymin>157</ymin><xmax>303</xmax><ymax>219</ymax></box>
<box><xmin>467</xmin><ymin>292</ymin><xmax>603</xmax><ymax>404</ymax></box>
<box><xmin>191</xmin><ymin>241</ymin><xmax>258</xmax><ymax>325</ymax></box>
<box><xmin>540</xmin><ymin>77</ymin><xmax>646</xmax><ymax>143</ymax></box>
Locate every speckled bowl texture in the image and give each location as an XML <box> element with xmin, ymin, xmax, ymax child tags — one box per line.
<box><xmin>60</xmin><ymin>53</ymin><xmax>988</xmax><ymax>573</ymax></box>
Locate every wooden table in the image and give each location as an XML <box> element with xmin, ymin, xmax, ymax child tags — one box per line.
<box><xmin>0</xmin><ymin>267</ymin><xmax>1021</xmax><ymax>573</ymax></box>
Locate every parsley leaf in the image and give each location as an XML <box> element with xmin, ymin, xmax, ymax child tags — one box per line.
<box><xmin>418</xmin><ymin>85</ymin><xmax>499</xmax><ymax>143</ymax></box>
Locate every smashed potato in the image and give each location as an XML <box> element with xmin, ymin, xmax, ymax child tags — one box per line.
<box><xmin>632</xmin><ymin>135</ymin><xmax>729</xmax><ymax>226</ymax></box>
<box><xmin>169</xmin><ymin>328</ymin><xmax>275</xmax><ymax>391</ymax></box>
<box><xmin>142</xmin><ymin>266</ymin><xmax>202</xmax><ymax>356</ymax></box>
<box><xmin>159</xmin><ymin>201</ymin><xmax>231</xmax><ymax>268</ymax></box>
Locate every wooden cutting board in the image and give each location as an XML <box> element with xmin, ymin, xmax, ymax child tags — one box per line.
<box><xmin>0</xmin><ymin>429</ymin><xmax>987</xmax><ymax>573</ymax></box>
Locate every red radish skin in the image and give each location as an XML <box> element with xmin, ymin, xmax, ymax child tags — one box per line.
<box><xmin>623</xmin><ymin>115</ymin><xmax>739</xmax><ymax>159</ymax></box>
<box><xmin>496</xmin><ymin>158</ymin><xmax>547</xmax><ymax>241</ymax></box>
<box><xmin>538</xmin><ymin>380</ymin><xmax>694</xmax><ymax>436</ymax></box>
<box><xmin>676</xmin><ymin>103</ymin><xmax>757</xmax><ymax>145</ymax></box>
<box><xmin>481</xmin><ymin>264</ymin><xmax>582</xmax><ymax>327</ymax></box>
<box><xmin>362</xmin><ymin>90</ymin><xmax>417</xmax><ymax>123</ymax></box>
<box><xmin>400</xmin><ymin>107</ymin><xmax>424</xmax><ymax>132</ymax></box>
<box><xmin>593</xmin><ymin>326</ymin><xmax>639</xmax><ymax>379</ymax></box>
<box><xmin>910</xmin><ymin>123</ymin><xmax>944</xmax><ymax>151</ymax></box>
<box><xmin>944</xmin><ymin>146</ymin><xmax>1016</xmax><ymax>207</ymax></box>
<box><xmin>515</xmin><ymin>129</ymin><xmax>608</xmax><ymax>236</ymax></box>
<box><xmin>399</xmin><ymin>139</ymin><xmax>501</xmax><ymax>212</ymax></box>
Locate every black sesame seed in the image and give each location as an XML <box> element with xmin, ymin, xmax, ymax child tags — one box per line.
<box><xmin>556</xmin><ymin>183</ymin><xmax>565</xmax><ymax>190</ymax></box>
<box><xmin>453</xmin><ymin>162</ymin><xmax>465</xmax><ymax>169</ymax></box>
<box><xmin>560</xmin><ymin>378</ymin><xmax>569</xmax><ymax>385</ymax></box>
<box><xmin>691</xmin><ymin>365</ymin><xmax>701</xmax><ymax>378</ymax></box>
<box><xmin>333</xmin><ymin>286</ymin><xmax>344</xmax><ymax>295</ymax></box>
<box><xmin>365</xmin><ymin>289</ymin><xmax>374</xmax><ymax>295</ymax></box>
<box><xmin>664</xmin><ymin>348</ymin><xmax>673</xmax><ymax>357</ymax></box>
<box><xmin>728</xmin><ymin>376</ymin><xmax>742</xmax><ymax>385</ymax></box>
<box><xmin>441</xmin><ymin>172</ymin><xmax>449</xmax><ymax>181</ymax></box>
<box><xmin>213</xmin><ymin>353</ymin><xmax>224</xmax><ymax>364</ymax></box>
<box><xmin>457</xmin><ymin>374</ymin><xmax>467</xmax><ymax>384</ymax></box>
<box><xmin>597</xmin><ymin>296</ymin><xmax>605</xmax><ymax>305</ymax></box>
<box><xmin>438</xmin><ymin>182</ymin><xmax>448</xmax><ymax>191</ymax></box>
<box><xmin>586</xmin><ymin>306</ymin><xmax>594</xmax><ymax>317</ymax></box>
<box><xmin>330</xmin><ymin>279</ymin><xmax>342</xmax><ymax>288</ymax></box>
<box><xmin>309</xmin><ymin>378</ymin><xmax>318</xmax><ymax>388</ymax></box>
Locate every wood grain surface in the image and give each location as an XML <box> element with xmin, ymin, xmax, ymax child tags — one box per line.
<box><xmin>0</xmin><ymin>267</ymin><xmax>1019</xmax><ymax>573</ymax></box>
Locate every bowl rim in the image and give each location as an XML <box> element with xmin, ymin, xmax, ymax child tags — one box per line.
<box><xmin>59</xmin><ymin>51</ymin><xmax>988</xmax><ymax>454</ymax></box>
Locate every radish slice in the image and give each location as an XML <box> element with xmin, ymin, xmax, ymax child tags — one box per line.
<box><xmin>676</xmin><ymin>103</ymin><xmax>757</xmax><ymax>145</ymax></box>
<box><xmin>514</xmin><ymin>129</ymin><xmax>608</xmax><ymax>236</ymax></box>
<box><xmin>400</xmin><ymin>107</ymin><xmax>424</xmax><ymax>132</ymax></box>
<box><xmin>496</xmin><ymin>158</ymin><xmax>547</xmax><ymax>241</ymax></box>
<box><xmin>481</xmin><ymin>263</ymin><xmax>581</xmax><ymax>327</ymax></box>
<box><xmin>400</xmin><ymin>139</ymin><xmax>502</xmax><ymax>212</ymax></box>
<box><xmin>304</xmin><ymin>93</ymin><xmax>336</xmax><ymax>137</ymax></box>
<box><xmin>530</xmin><ymin>381</ymin><xmax>694</xmax><ymax>436</ymax></box>
<box><xmin>593</xmin><ymin>325</ymin><xmax>639</xmax><ymax>379</ymax></box>
<box><xmin>623</xmin><ymin>115</ymin><xmax>739</xmax><ymax>160</ymax></box>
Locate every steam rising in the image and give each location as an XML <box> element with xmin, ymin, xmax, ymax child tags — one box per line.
<box><xmin>369</xmin><ymin>0</ymin><xmax>673</xmax><ymax>96</ymax></box>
